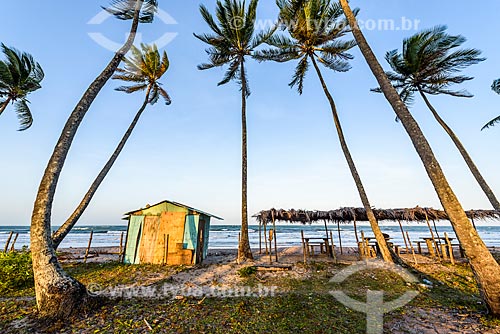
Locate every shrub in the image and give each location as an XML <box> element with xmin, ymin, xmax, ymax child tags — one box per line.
<box><xmin>0</xmin><ymin>248</ymin><xmax>34</xmax><ymax>294</ymax></box>
<box><xmin>237</xmin><ymin>266</ymin><xmax>257</xmax><ymax>278</ymax></box>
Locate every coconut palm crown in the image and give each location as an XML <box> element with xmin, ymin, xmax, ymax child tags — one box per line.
<box><xmin>194</xmin><ymin>0</ymin><xmax>273</xmax><ymax>96</ymax></box>
<box><xmin>113</xmin><ymin>43</ymin><xmax>171</xmax><ymax>105</ymax></box>
<box><xmin>253</xmin><ymin>0</ymin><xmax>357</xmax><ymax>94</ymax></box>
<box><xmin>0</xmin><ymin>44</ymin><xmax>44</xmax><ymax>130</ymax></box>
<box><xmin>372</xmin><ymin>25</ymin><xmax>485</xmax><ymax>104</ymax></box>
<box><xmin>105</xmin><ymin>0</ymin><xmax>158</xmax><ymax>23</ymax></box>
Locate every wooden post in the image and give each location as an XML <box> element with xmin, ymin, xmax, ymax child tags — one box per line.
<box><xmin>329</xmin><ymin>231</ymin><xmax>337</xmax><ymax>263</ymax></box>
<box><xmin>360</xmin><ymin>231</ymin><xmax>366</xmax><ymax>258</ymax></box>
<box><xmin>405</xmin><ymin>231</ymin><xmax>418</xmax><ymax>265</ymax></box>
<box><xmin>424</xmin><ymin>211</ymin><xmax>441</xmax><ymax>261</ymax></box>
<box><xmin>9</xmin><ymin>233</ymin><xmax>19</xmax><ymax>253</ymax></box>
<box><xmin>444</xmin><ymin>232</ymin><xmax>455</xmax><ymax>265</ymax></box>
<box><xmin>258</xmin><ymin>222</ymin><xmax>262</xmax><ymax>254</ymax></box>
<box><xmin>353</xmin><ymin>212</ymin><xmax>360</xmax><ymax>244</ymax></box>
<box><xmin>268</xmin><ymin>229</ymin><xmax>274</xmax><ymax>264</ymax></box>
<box><xmin>397</xmin><ymin>220</ymin><xmax>409</xmax><ymax>253</ymax></box>
<box><xmin>301</xmin><ymin>230</ymin><xmax>307</xmax><ymax>264</ymax></box>
<box><xmin>84</xmin><ymin>230</ymin><xmax>94</xmax><ymax>263</ymax></box>
<box><xmin>470</xmin><ymin>211</ymin><xmax>477</xmax><ymax>230</ymax></box>
<box><xmin>323</xmin><ymin>220</ymin><xmax>329</xmax><ymax>239</ymax></box>
<box><xmin>432</xmin><ymin>219</ymin><xmax>441</xmax><ymax>246</ymax></box>
<box><xmin>263</xmin><ymin>223</ymin><xmax>268</xmax><ymax>255</ymax></box>
<box><xmin>337</xmin><ymin>221</ymin><xmax>343</xmax><ymax>255</ymax></box>
<box><xmin>162</xmin><ymin>234</ymin><xmax>166</xmax><ymax>265</ymax></box>
<box><xmin>271</xmin><ymin>211</ymin><xmax>278</xmax><ymax>262</ymax></box>
<box><xmin>118</xmin><ymin>232</ymin><xmax>124</xmax><ymax>262</ymax></box>
<box><xmin>3</xmin><ymin>231</ymin><xmax>13</xmax><ymax>253</ymax></box>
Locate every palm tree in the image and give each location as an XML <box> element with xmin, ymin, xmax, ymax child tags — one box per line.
<box><xmin>194</xmin><ymin>0</ymin><xmax>273</xmax><ymax>261</ymax></box>
<box><xmin>373</xmin><ymin>26</ymin><xmax>500</xmax><ymax>211</ymax></box>
<box><xmin>254</xmin><ymin>0</ymin><xmax>393</xmax><ymax>262</ymax></box>
<box><xmin>482</xmin><ymin>79</ymin><xmax>500</xmax><ymax>129</ymax></box>
<box><xmin>30</xmin><ymin>0</ymin><xmax>158</xmax><ymax>319</ymax></box>
<box><xmin>0</xmin><ymin>44</ymin><xmax>44</xmax><ymax>130</ymax></box>
<box><xmin>339</xmin><ymin>0</ymin><xmax>500</xmax><ymax>315</ymax></box>
<box><xmin>52</xmin><ymin>44</ymin><xmax>171</xmax><ymax>249</ymax></box>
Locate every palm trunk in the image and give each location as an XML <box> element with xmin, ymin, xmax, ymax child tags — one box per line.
<box><xmin>418</xmin><ymin>89</ymin><xmax>500</xmax><ymax>210</ymax></box>
<box><xmin>238</xmin><ymin>60</ymin><xmax>253</xmax><ymax>261</ymax></box>
<box><xmin>30</xmin><ymin>0</ymin><xmax>145</xmax><ymax>319</ymax></box>
<box><xmin>0</xmin><ymin>97</ymin><xmax>11</xmax><ymax>115</ymax></box>
<box><xmin>340</xmin><ymin>0</ymin><xmax>500</xmax><ymax>315</ymax></box>
<box><xmin>52</xmin><ymin>86</ymin><xmax>152</xmax><ymax>249</ymax></box>
<box><xmin>310</xmin><ymin>56</ymin><xmax>393</xmax><ymax>263</ymax></box>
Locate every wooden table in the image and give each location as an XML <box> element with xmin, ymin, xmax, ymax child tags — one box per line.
<box><xmin>304</xmin><ymin>237</ymin><xmax>332</xmax><ymax>257</ymax></box>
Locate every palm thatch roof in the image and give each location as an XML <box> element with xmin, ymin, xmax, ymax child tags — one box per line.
<box><xmin>254</xmin><ymin>207</ymin><xmax>500</xmax><ymax>225</ymax></box>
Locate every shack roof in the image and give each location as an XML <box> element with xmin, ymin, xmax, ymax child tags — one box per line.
<box><xmin>254</xmin><ymin>207</ymin><xmax>500</xmax><ymax>224</ymax></box>
<box><xmin>124</xmin><ymin>200</ymin><xmax>223</xmax><ymax>220</ymax></box>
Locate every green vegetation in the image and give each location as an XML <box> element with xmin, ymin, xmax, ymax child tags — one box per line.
<box><xmin>0</xmin><ymin>249</ymin><xmax>34</xmax><ymax>295</ymax></box>
<box><xmin>237</xmin><ymin>266</ymin><xmax>257</xmax><ymax>277</ymax></box>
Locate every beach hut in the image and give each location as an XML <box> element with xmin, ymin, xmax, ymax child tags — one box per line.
<box><xmin>123</xmin><ymin>200</ymin><xmax>222</xmax><ymax>265</ymax></box>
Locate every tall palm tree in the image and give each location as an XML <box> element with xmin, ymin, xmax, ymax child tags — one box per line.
<box><xmin>339</xmin><ymin>0</ymin><xmax>500</xmax><ymax>315</ymax></box>
<box><xmin>0</xmin><ymin>44</ymin><xmax>44</xmax><ymax>130</ymax></box>
<box><xmin>255</xmin><ymin>0</ymin><xmax>393</xmax><ymax>262</ymax></box>
<box><xmin>194</xmin><ymin>0</ymin><xmax>273</xmax><ymax>261</ymax></box>
<box><xmin>52</xmin><ymin>44</ymin><xmax>171</xmax><ymax>249</ymax></box>
<box><xmin>373</xmin><ymin>26</ymin><xmax>500</xmax><ymax>211</ymax></box>
<box><xmin>482</xmin><ymin>79</ymin><xmax>500</xmax><ymax>129</ymax></box>
<box><xmin>30</xmin><ymin>0</ymin><xmax>158</xmax><ymax>319</ymax></box>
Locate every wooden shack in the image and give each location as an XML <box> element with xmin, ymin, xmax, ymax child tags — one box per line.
<box><xmin>123</xmin><ymin>200</ymin><xmax>222</xmax><ymax>265</ymax></box>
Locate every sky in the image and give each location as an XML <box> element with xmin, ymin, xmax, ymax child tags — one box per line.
<box><xmin>1</xmin><ymin>0</ymin><xmax>500</xmax><ymax>226</ymax></box>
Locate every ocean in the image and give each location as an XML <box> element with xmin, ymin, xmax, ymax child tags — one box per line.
<box><xmin>1</xmin><ymin>222</ymin><xmax>500</xmax><ymax>250</ymax></box>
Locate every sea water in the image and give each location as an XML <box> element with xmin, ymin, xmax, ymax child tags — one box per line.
<box><xmin>1</xmin><ymin>222</ymin><xmax>499</xmax><ymax>250</ymax></box>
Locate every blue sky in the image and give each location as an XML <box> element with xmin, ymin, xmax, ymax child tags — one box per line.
<box><xmin>1</xmin><ymin>0</ymin><xmax>499</xmax><ymax>226</ymax></box>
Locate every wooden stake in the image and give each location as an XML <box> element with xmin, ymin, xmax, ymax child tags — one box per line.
<box><xmin>337</xmin><ymin>221</ymin><xmax>343</xmax><ymax>255</ymax></box>
<box><xmin>432</xmin><ymin>219</ymin><xmax>441</xmax><ymax>245</ymax></box>
<box><xmin>3</xmin><ymin>231</ymin><xmax>13</xmax><ymax>253</ymax></box>
<box><xmin>119</xmin><ymin>232</ymin><xmax>124</xmax><ymax>262</ymax></box>
<box><xmin>405</xmin><ymin>231</ymin><xmax>418</xmax><ymax>265</ymax></box>
<box><xmin>263</xmin><ymin>223</ymin><xmax>268</xmax><ymax>255</ymax></box>
<box><xmin>268</xmin><ymin>229</ymin><xmax>274</xmax><ymax>264</ymax></box>
<box><xmin>9</xmin><ymin>233</ymin><xmax>19</xmax><ymax>253</ymax></box>
<box><xmin>330</xmin><ymin>231</ymin><xmax>337</xmax><ymax>263</ymax></box>
<box><xmin>424</xmin><ymin>211</ymin><xmax>441</xmax><ymax>261</ymax></box>
<box><xmin>353</xmin><ymin>212</ymin><xmax>360</xmax><ymax>244</ymax></box>
<box><xmin>258</xmin><ymin>222</ymin><xmax>262</xmax><ymax>254</ymax></box>
<box><xmin>301</xmin><ymin>230</ymin><xmax>307</xmax><ymax>264</ymax></box>
<box><xmin>271</xmin><ymin>211</ymin><xmax>278</xmax><ymax>262</ymax></box>
<box><xmin>398</xmin><ymin>220</ymin><xmax>409</xmax><ymax>253</ymax></box>
<box><xmin>444</xmin><ymin>232</ymin><xmax>455</xmax><ymax>265</ymax></box>
<box><xmin>84</xmin><ymin>230</ymin><xmax>94</xmax><ymax>263</ymax></box>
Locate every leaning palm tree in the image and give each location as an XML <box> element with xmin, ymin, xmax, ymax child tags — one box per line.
<box><xmin>372</xmin><ymin>26</ymin><xmax>500</xmax><ymax>211</ymax></box>
<box><xmin>30</xmin><ymin>0</ymin><xmax>158</xmax><ymax>319</ymax></box>
<box><xmin>194</xmin><ymin>0</ymin><xmax>273</xmax><ymax>261</ymax></box>
<box><xmin>0</xmin><ymin>44</ymin><xmax>44</xmax><ymax>130</ymax></box>
<box><xmin>482</xmin><ymin>79</ymin><xmax>500</xmax><ymax>129</ymax></box>
<box><xmin>52</xmin><ymin>44</ymin><xmax>171</xmax><ymax>249</ymax></box>
<box><xmin>339</xmin><ymin>0</ymin><xmax>500</xmax><ymax>315</ymax></box>
<box><xmin>255</xmin><ymin>0</ymin><xmax>393</xmax><ymax>262</ymax></box>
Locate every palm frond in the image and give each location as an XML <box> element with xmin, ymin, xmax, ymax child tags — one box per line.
<box><xmin>482</xmin><ymin>116</ymin><xmax>500</xmax><ymax>131</ymax></box>
<box><xmin>104</xmin><ymin>0</ymin><xmax>158</xmax><ymax>23</ymax></box>
<box><xmin>492</xmin><ymin>79</ymin><xmax>500</xmax><ymax>94</ymax></box>
<box><xmin>15</xmin><ymin>99</ymin><xmax>33</xmax><ymax>131</ymax></box>
<box><xmin>289</xmin><ymin>56</ymin><xmax>309</xmax><ymax>94</ymax></box>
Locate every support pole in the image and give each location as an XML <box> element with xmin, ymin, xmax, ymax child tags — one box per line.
<box><xmin>84</xmin><ymin>230</ymin><xmax>94</xmax><ymax>263</ymax></box>
<box><xmin>9</xmin><ymin>233</ymin><xmax>19</xmax><ymax>253</ymax></box>
<box><xmin>271</xmin><ymin>211</ymin><xmax>278</xmax><ymax>262</ymax></box>
<box><xmin>258</xmin><ymin>222</ymin><xmax>262</xmax><ymax>254</ymax></box>
<box><xmin>424</xmin><ymin>211</ymin><xmax>441</xmax><ymax>261</ymax></box>
<box><xmin>165</xmin><ymin>234</ymin><xmax>169</xmax><ymax>265</ymax></box>
<box><xmin>397</xmin><ymin>220</ymin><xmax>409</xmax><ymax>253</ymax></box>
<box><xmin>263</xmin><ymin>223</ymin><xmax>268</xmax><ymax>255</ymax></box>
<box><xmin>301</xmin><ymin>230</ymin><xmax>307</xmax><ymax>264</ymax></box>
<box><xmin>3</xmin><ymin>231</ymin><xmax>13</xmax><ymax>253</ymax></box>
<box><xmin>330</xmin><ymin>231</ymin><xmax>337</xmax><ymax>263</ymax></box>
<box><xmin>406</xmin><ymin>231</ymin><xmax>418</xmax><ymax>265</ymax></box>
<box><xmin>432</xmin><ymin>219</ymin><xmax>441</xmax><ymax>245</ymax></box>
<box><xmin>444</xmin><ymin>232</ymin><xmax>455</xmax><ymax>265</ymax></box>
<box><xmin>119</xmin><ymin>232</ymin><xmax>124</xmax><ymax>262</ymax></box>
<box><xmin>337</xmin><ymin>221</ymin><xmax>343</xmax><ymax>255</ymax></box>
<box><xmin>268</xmin><ymin>229</ymin><xmax>274</xmax><ymax>264</ymax></box>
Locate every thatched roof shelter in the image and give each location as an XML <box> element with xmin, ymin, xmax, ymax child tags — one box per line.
<box><xmin>254</xmin><ymin>207</ymin><xmax>500</xmax><ymax>225</ymax></box>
